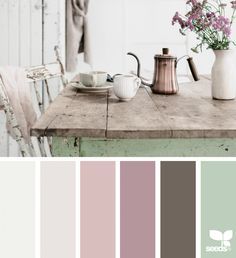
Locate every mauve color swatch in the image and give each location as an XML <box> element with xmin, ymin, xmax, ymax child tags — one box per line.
<box><xmin>41</xmin><ymin>162</ymin><xmax>76</xmax><ymax>258</ymax></box>
<box><xmin>80</xmin><ymin>162</ymin><xmax>115</xmax><ymax>258</ymax></box>
<box><xmin>120</xmin><ymin>161</ymin><xmax>155</xmax><ymax>258</ymax></box>
<box><xmin>161</xmin><ymin>161</ymin><xmax>196</xmax><ymax>258</ymax></box>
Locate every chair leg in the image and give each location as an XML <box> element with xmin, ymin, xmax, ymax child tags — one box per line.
<box><xmin>37</xmin><ymin>137</ymin><xmax>47</xmax><ymax>157</ymax></box>
<box><xmin>15</xmin><ymin>137</ymin><xmax>31</xmax><ymax>157</ymax></box>
<box><xmin>47</xmin><ymin>136</ymin><xmax>53</xmax><ymax>155</ymax></box>
<box><xmin>28</xmin><ymin>140</ymin><xmax>37</xmax><ymax>157</ymax></box>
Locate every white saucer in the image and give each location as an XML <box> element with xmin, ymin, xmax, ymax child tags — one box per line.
<box><xmin>70</xmin><ymin>82</ymin><xmax>113</xmax><ymax>93</ymax></box>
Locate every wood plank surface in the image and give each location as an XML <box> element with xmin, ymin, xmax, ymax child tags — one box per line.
<box><xmin>148</xmin><ymin>78</ymin><xmax>236</xmax><ymax>138</ymax></box>
<box><xmin>31</xmin><ymin>86</ymin><xmax>108</xmax><ymax>137</ymax></box>
<box><xmin>31</xmin><ymin>78</ymin><xmax>236</xmax><ymax>138</ymax></box>
<box><xmin>107</xmin><ymin>88</ymin><xmax>171</xmax><ymax>138</ymax></box>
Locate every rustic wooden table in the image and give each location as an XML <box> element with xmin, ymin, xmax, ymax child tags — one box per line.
<box><xmin>31</xmin><ymin>76</ymin><xmax>236</xmax><ymax>156</ymax></box>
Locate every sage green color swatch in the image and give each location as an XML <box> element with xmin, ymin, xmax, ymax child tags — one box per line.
<box><xmin>202</xmin><ymin>162</ymin><xmax>236</xmax><ymax>258</ymax></box>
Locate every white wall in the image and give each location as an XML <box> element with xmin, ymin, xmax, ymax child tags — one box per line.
<box><xmin>88</xmin><ymin>0</ymin><xmax>126</xmax><ymax>75</ymax></box>
<box><xmin>125</xmin><ymin>0</ymin><xmax>190</xmax><ymax>75</ymax></box>
<box><xmin>89</xmin><ymin>0</ymin><xmax>236</xmax><ymax>77</ymax></box>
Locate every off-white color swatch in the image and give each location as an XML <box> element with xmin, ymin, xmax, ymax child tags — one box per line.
<box><xmin>0</xmin><ymin>162</ymin><xmax>35</xmax><ymax>258</ymax></box>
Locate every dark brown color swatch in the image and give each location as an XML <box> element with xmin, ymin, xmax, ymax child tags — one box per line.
<box><xmin>161</xmin><ymin>161</ymin><xmax>196</xmax><ymax>258</ymax></box>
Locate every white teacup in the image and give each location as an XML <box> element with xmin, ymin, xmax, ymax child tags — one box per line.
<box><xmin>113</xmin><ymin>75</ymin><xmax>141</xmax><ymax>101</ymax></box>
<box><xmin>79</xmin><ymin>71</ymin><xmax>107</xmax><ymax>87</ymax></box>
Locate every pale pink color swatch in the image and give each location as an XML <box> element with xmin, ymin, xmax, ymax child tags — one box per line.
<box><xmin>81</xmin><ymin>161</ymin><xmax>115</xmax><ymax>258</ymax></box>
<box><xmin>41</xmin><ymin>162</ymin><xmax>76</xmax><ymax>258</ymax></box>
<box><xmin>121</xmin><ymin>161</ymin><xmax>155</xmax><ymax>258</ymax></box>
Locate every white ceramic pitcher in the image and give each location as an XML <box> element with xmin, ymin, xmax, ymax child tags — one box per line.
<box><xmin>212</xmin><ymin>50</ymin><xmax>236</xmax><ymax>100</ymax></box>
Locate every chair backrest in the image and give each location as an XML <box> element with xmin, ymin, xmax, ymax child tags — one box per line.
<box><xmin>26</xmin><ymin>46</ymin><xmax>67</xmax><ymax>85</ymax></box>
<box><xmin>0</xmin><ymin>46</ymin><xmax>67</xmax><ymax>157</ymax></box>
<box><xmin>26</xmin><ymin>46</ymin><xmax>67</xmax><ymax>111</ymax></box>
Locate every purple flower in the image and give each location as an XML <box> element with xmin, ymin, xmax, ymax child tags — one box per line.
<box><xmin>187</xmin><ymin>20</ymin><xmax>195</xmax><ymax>31</ymax></box>
<box><xmin>172</xmin><ymin>0</ymin><xmax>236</xmax><ymax>50</ymax></box>
<box><xmin>186</xmin><ymin>2</ymin><xmax>204</xmax><ymax>22</ymax></box>
<box><xmin>212</xmin><ymin>16</ymin><xmax>231</xmax><ymax>37</ymax></box>
<box><xmin>206</xmin><ymin>12</ymin><xmax>215</xmax><ymax>19</ymax></box>
<box><xmin>223</xmin><ymin>27</ymin><xmax>231</xmax><ymax>37</ymax></box>
<box><xmin>172</xmin><ymin>12</ymin><xmax>180</xmax><ymax>25</ymax></box>
<box><xmin>172</xmin><ymin>12</ymin><xmax>187</xmax><ymax>28</ymax></box>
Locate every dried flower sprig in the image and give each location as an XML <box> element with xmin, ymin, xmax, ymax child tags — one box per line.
<box><xmin>172</xmin><ymin>0</ymin><xmax>236</xmax><ymax>53</ymax></box>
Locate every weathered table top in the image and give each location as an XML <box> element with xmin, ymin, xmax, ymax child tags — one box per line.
<box><xmin>31</xmin><ymin>76</ymin><xmax>236</xmax><ymax>139</ymax></box>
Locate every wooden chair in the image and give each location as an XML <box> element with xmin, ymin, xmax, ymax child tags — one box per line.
<box><xmin>0</xmin><ymin>46</ymin><xmax>67</xmax><ymax>157</ymax></box>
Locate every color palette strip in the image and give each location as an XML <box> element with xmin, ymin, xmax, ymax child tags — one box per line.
<box><xmin>2</xmin><ymin>160</ymin><xmax>236</xmax><ymax>258</ymax></box>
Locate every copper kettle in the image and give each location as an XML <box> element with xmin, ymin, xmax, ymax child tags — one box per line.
<box><xmin>127</xmin><ymin>48</ymin><xmax>199</xmax><ymax>94</ymax></box>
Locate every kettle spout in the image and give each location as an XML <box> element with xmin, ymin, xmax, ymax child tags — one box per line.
<box><xmin>127</xmin><ymin>52</ymin><xmax>153</xmax><ymax>87</ymax></box>
<box><xmin>127</xmin><ymin>52</ymin><xmax>141</xmax><ymax>77</ymax></box>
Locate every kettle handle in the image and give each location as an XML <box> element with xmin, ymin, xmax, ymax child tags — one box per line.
<box><xmin>187</xmin><ymin>57</ymin><xmax>200</xmax><ymax>81</ymax></box>
<box><xmin>177</xmin><ymin>55</ymin><xmax>200</xmax><ymax>81</ymax></box>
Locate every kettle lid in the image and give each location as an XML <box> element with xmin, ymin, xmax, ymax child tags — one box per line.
<box><xmin>155</xmin><ymin>48</ymin><xmax>177</xmax><ymax>59</ymax></box>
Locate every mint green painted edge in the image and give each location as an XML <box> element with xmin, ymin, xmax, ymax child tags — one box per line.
<box><xmin>52</xmin><ymin>137</ymin><xmax>80</xmax><ymax>157</ymax></box>
<box><xmin>52</xmin><ymin>137</ymin><xmax>236</xmax><ymax>157</ymax></box>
